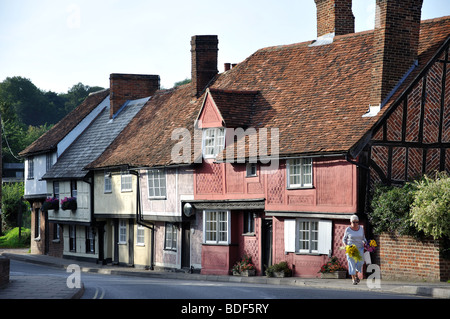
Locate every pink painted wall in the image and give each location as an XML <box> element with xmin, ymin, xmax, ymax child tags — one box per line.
<box><xmin>195</xmin><ymin>157</ymin><xmax>357</xmax><ymax>215</ymax></box>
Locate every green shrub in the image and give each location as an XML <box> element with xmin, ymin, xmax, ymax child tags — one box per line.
<box><xmin>265</xmin><ymin>261</ymin><xmax>292</xmax><ymax>277</ymax></box>
<box><xmin>369</xmin><ymin>182</ymin><xmax>418</xmax><ymax>237</ymax></box>
<box><xmin>410</xmin><ymin>172</ymin><xmax>450</xmax><ymax>239</ymax></box>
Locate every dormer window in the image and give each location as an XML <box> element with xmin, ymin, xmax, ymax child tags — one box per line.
<box><xmin>202</xmin><ymin>128</ymin><xmax>225</xmax><ymax>158</ymax></box>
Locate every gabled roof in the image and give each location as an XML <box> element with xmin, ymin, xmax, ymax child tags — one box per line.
<box><xmin>198</xmin><ymin>89</ymin><xmax>259</xmax><ymax>129</ymax></box>
<box><xmin>42</xmin><ymin>96</ymin><xmax>148</xmax><ymax>179</ymax></box>
<box><xmin>87</xmin><ymin>16</ymin><xmax>450</xmax><ymax>169</ymax></box>
<box><xmin>19</xmin><ymin>89</ymin><xmax>110</xmax><ymax>157</ymax></box>
<box><xmin>85</xmin><ymin>84</ymin><xmax>203</xmax><ymax>169</ymax></box>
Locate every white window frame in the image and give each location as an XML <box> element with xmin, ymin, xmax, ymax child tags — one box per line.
<box><xmin>246</xmin><ymin>162</ymin><xmax>257</xmax><ymax>177</ymax></box>
<box><xmin>147</xmin><ymin>169</ymin><xmax>166</xmax><ymax>199</ymax></box>
<box><xmin>287</xmin><ymin>158</ymin><xmax>313</xmax><ymax>188</ymax></box>
<box><xmin>284</xmin><ymin>219</ymin><xmax>332</xmax><ymax>255</ymax></box>
<box><xmin>202</xmin><ymin>127</ymin><xmax>225</xmax><ymax>158</ymax></box>
<box><xmin>104</xmin><ymin>170</ymin><xmax>112</xmax><ymax>193</ymax></box>
<box><xmin>119</xmin><ymin>219</ymin><xmax>127</xmax><ymax>244</ymax></box>
<box><xmin>27</xmin><ymin>157</ymin><xmax>34</xmax><ymax>180</ymax></box>
<box><xmin>121</xmin><ymin>170</ymin><xmax>132</xmax><ymax>192</ymax></box>
<box><xmin>164</xmin><ymin>222</ymin><xmax>177</xmax><ymax>251</ymax></box>
<box><xmin>203</xmin><ymin>210</ymin><xmax>231</xmax><ymax>245</ymax></box>
<box><xmin>297</xmin><ymin>219</ymin><xmax>319</xmax><ymax>254</ymax></box>
<box><xmin>136</xmin><ymin>225</ymin><xmax>145</xmax><ymax>246</ymax></box>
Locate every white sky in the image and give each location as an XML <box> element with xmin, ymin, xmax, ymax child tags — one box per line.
<box><xmin>0</xmin><ymin>0</ymin><xmax>449</xmax><ymax>93</ymax></box>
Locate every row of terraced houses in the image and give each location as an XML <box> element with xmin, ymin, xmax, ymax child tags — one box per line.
<box><xmin>20</xmin><ymin>0</ymin><xmax>450</xmax><ymax>280</ymax></box>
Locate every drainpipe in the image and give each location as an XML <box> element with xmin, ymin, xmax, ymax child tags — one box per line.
<box><xmin>129</xmin><ymin>169</ymin><xmax>155</xmax><ymax>270</ymax></box>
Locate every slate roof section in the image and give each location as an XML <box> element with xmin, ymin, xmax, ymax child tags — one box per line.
<box><xmin>19</xmin><ymin>89</ymin><xmax>110</xmax><ymax>157</ymax></box>
<box><xmin>42</xmin><ymin>96</ymin><xmax>148</xmax><ymax>179</ymax></box>
<box><xmin>88</xmin><ymin>16</ymin><xmax>450</xmax><ymax>169</ymax></box>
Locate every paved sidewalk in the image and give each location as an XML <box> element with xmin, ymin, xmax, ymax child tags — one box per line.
<box><xmin>1</xmin><ymin>249</ymin><xmax>449</xmax><ymax>299</ymax></box>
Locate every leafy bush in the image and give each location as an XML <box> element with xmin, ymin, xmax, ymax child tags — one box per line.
<box><xmin>410</xmin><ymin>172</ymin><xmax>450</xmax><ymax>239</ymax></box>
<box><xmin>265</xmin><ymin>261</ymin><xmax>292</xmax><ymax>277</ymax></box>
<box><xmin>369</xmin><ymin>182</ymin><xmax>419</xmax><ymax>237</ymax></box>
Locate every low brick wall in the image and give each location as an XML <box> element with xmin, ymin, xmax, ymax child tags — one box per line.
<box><xmin>378</xmin><ymin>233</ymin><xmax>450</xmax><ymax>282</ymax></box>
<box><xmin>0</xmin><ymin>256</ymin><xmax>10</xmax><ymax>287</ymax></box>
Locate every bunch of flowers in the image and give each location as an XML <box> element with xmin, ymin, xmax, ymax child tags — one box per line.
<box><xmin>318</xmin><ymin>256</ymin><xmax>346</xmax><ymax>274</ymax></box>
<box><xmin>61</xmin><ymin>197</ymin><xmax>77</xmax><ymax>211</ymax></box>
<box><xmin>364</xmin><ymin>239</ymin><xmax>378</xmax><ymax>253</ymax></box>
<box><xmin>232</xmin><ymin>254</ymin><xmax>255</xmax><ymax>274</ymax></box>
<box><xmin>345</xmin><ymin>244</ymin><xmax>363</xmax><ymax>262</ymax></box>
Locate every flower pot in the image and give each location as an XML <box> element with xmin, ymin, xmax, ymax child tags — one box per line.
<box><xmin>241</xmin><ymin>269</ymin><xmax>255</xmax><ymax>276</ymax></box>
<box><xmin>42</xmin><ymin>201</ymin><xmax>59</xmax><ymax>212</ymax></box>
<box><xmin>274</xmin><ymin>271</ymin><xmax>286</xmax><ymax>278</ymax></box>
<box><xmin>320</xmin><ymin>270</ymin><xmax>346</xmax><ymax>279</ymax></box>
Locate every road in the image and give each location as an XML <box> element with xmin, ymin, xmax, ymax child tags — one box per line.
<box><xmin>9</xmin><ymin>260</ymin><xmax>429</xmax><ymax>300</ymax></box>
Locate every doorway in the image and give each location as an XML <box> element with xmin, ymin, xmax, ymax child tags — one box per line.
<box><xmin>261</xmin><ymin>218</ymin><xmax>273</xmax><ymax>274</ymax></box>
<box><xmin>181</xmin><ymin>222</ymin><xmax>191</xmax><ymax>269</ymax></box>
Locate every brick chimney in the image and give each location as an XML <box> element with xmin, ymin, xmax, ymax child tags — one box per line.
<box><xmin>191</xmin><ymin>35</ymin><xmax>218</xmax><ymax>97</ymax></box>
<box><xmin>314</xmin><ymin>0</ymin><xmax>354</xmax><ymax>37</ymax></box>
<box><xmin>369</xmin><ymin>0</ymin><xmax>423</xmax><ymax>108</ymax></box>
<box><xmin>109</xmin><ymin>73</ymin><xmax>160</xmax><ymax>118</ymax></box>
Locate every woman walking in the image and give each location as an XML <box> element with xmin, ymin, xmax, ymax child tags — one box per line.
<box><xmin>342</xmin><ymin>215</ymin><xmax>367</xmax><ymax>285</ymax></box>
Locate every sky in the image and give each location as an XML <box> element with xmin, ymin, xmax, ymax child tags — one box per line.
<box><xmin>0</xmin><ymin>0</ymin><xmax>449</xmax><ymax>93</ymax></box>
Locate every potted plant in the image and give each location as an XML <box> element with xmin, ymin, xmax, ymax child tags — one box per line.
<box><xmin>232</xmin><ymin>255</ymin><xmax>256</xmax><ymax>276</ymax></box>
<box><xmin>61</xmin><ymin>197</ymin><xmax>77</xmax><ymax>211</ymax></box>
<box><xmin>265</xmin><ymin>261</ymin><xmax>292</xmax><ymax>277</ymax></box>
<box><xmin>41</xmin><ymin>197</ymin><xmax>59</xmax><ymax>212</ymax></box>
<box><xmin>318</xmin><ymin>256</ymin><xmax>347</xmax><ymax>279</ymax></box>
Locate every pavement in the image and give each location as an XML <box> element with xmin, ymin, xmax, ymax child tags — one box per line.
<box><xmin>1</xmin><ymin>248</ymin><xmax>449</xmax><ymax>299</ymax></box>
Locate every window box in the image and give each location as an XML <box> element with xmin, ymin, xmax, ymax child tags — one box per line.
<box><xmin>61</xmin><ymin>197</ymin><xmax>77</xmax><ymax>211</ymax></box>
<box><xmin>42</xmin><ymin>197</ymin><xmax>59</xmax><ymax>212</ymax></box>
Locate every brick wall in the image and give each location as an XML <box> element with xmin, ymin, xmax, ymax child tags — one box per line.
<box><xmin>0</xmin><ymin>257</ymin><xmax>10</xmax><ymax>287</ymax></box>
<box><xmin>378</xmin><ymin>233</ymin><xmax>450</xmax><ymax>282</ymax></box>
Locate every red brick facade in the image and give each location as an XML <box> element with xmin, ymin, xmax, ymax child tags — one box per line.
<box><xmin>378</xmin><ymin>233</ymin><xmax>450</xmax><ymax>281</ymax></box>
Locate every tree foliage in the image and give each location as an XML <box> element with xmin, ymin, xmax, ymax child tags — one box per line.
<box><xmin>0</xmin><ymin>76</ymin><xmax>103</xmax><ymax>163</ymax></box>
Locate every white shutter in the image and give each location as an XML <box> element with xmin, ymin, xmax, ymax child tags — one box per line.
<box><xmin>318</xmin><ymin>220</ymin><xmax>332</xmax><ymax>255</ymax></box>
<box><xmin>284</xmin><ymin>219</ymin><xmax>296</xmax><ymax>253</ymax></box>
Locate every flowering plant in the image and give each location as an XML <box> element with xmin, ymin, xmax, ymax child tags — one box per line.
<box><xmin>346</xmin><ymin>244</ymin><xmax>363</xmax><ymax>262</ymax></box>
<box><xmin>232</xmin><ymin>254</ymin><xmax>255</xmax><ymax>273</ymax></box>
<box><xmin>61</xmin><ymin>197</ymin><xmax>77</xmax><ymax>210</ymax></box>
<box><xmin>364</xmin><ymin>239</ymin><xmax>377</xmax><ymax>253</ymax></box>
<box><xmin>318</xmin><ymin>256</ymin><xmax>346</xmax><ymax>273</ymax></box>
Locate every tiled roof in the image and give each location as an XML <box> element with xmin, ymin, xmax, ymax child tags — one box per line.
<box><xmin>85</xmin><ymin>84</ymin><xmax>203</xmax><ymax>169</ymax></box>
<box><xmin>212</xmin><ymin>16</ymin><xmax>450</xmax><ymax>159</ymax></box>
<box><xmin>19</xmin><ymin>89</ymin><xmax>110</xmax><ymax>156</ymax></box>
<box><xmin>88</xmin><ymin>16</ymin><xmax>450</xmax><ymax>168</ymax></box>
<box><xmin>42</xmin><ymin>97</ymin><xmax>147</xmax><ymax>179</ymax></box>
